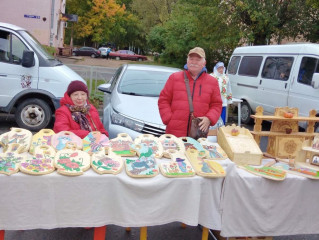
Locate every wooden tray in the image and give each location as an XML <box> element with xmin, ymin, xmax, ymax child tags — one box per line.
<box><xmin>238</xmin><ymin>165</ymin><xmax>286</xmax><ymax>181</ymax></box>
<box><xmin>54</xmin><ymin>143</ymin><xmax>90</xmax><ymax>176</ymax></box>
<box><xmin>0</xmin><ymin>144</ymin><xmax>25</xmax><ymax>175</ymax></box>
<box><xmin>29</xmin><ymin>129</ymin><xmax>55</xmax><ymax>155</ymax></box>
<box><xmin>218</xmin><ymin>124</ymin><xmax>263</xmax><ymax>165</ymax></box>
<box><xmin>20</xmin><ymin>145</ymin><xmax>55</xmax><ymax>175</ymax></box>
<box><xmin>51</xmin><ymin>131</ymin><xmax>83</xmax><ymax>151</ymax></box>
<box><xmin>109</xmin><ymin>133</ymin><xmax>136</xmax><ymax>156</ymax></box>
<box><xmin>159</xmin><ymin>134</ymin><xmax>185</xmax><ymax>158</ymax></box>
<box><xmin>91</xmin><ymin>148</ymin><xmax>123</xmax><ymax>175</ymax></box>
<box><xmin>197</xmin><ymin>138</ymin><xmax>228</xmax><ymax>160</ymax></box>
<box><xmin>134</xmin><ymin>134</ymin><xmax>163</xmax><ymax>158</ymax></box>
<box><xmin>159</xmin><ymin>149</ymin><xmax>195</xmax><ymax>178</ymax></box>
<box><xmin>82</xmin><ymin>131</ymin><xmax>109</xmax><ymax>155</ymax></box>
<box><xmin>179</xmin><ymin>137</ymin><xmax>206</xmax><ymax>157</ymax></box>
<box><xmin>272</xmin><ymin>162</ymin><xmax>319</xmax><ymax>179</ymax></box>
<box><xmin>0</xmin><ymin>127</ymin><xmax>32</xmax><ymax>153</ymax></box>
<box><xmin>185</xmin><ymin>148</ymin><xmax>226</xmax><ymax>178</ymax></box>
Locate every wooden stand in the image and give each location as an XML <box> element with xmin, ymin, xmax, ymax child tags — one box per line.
<box><xmin>251</xmin><ymin>106</ymin><xmax>319</xmax><ymax>159</ymax></box>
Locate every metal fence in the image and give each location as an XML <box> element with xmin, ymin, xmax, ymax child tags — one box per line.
<box><xmin>66</xmin><ymin>64</ymin><xmax>117</xmax><ymax>97</ymax></box>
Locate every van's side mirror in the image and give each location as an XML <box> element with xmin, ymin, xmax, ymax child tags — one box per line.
<box><xmin>311</xmin><ymin>73</ymin><xmax>319</xmax><ymax>89</ymax></box>
<box><xmin>22</xmin><ymin>50</ymin><xmax>35</xmax><ymax>68</ymax></box>
<box><xmin>98</xmin><ymin>83</ymin><xmax>112</xmax><ymax>93</ymax></box>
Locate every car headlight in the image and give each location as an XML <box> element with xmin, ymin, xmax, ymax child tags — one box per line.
<box><xmin>111</xmin><ymin>109</ymin><xmax>144</xmax><ymax>132</ymax></box>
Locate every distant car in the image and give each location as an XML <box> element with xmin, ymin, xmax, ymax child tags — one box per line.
<box><xmin>99</xmin><ymin>47</ymin><xmax>111</xmax><ymax>58</ymax></box>
<box><xmin>72</xmin><ymin>47</ymin><xmax>101</xmax><ymax>58</ymax></box>
<box><xmin>109</xmin><ymin>50</ymin><xmax>147</xmax><ymax>61</ymax></box>
<box><xmin>98</xmin><ymin>64</ymin><xmax>180</xmax><ymax>139</ymax></box>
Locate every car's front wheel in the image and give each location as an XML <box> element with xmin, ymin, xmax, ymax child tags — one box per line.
<box><xmin>72</xmin><ymin>52</ymin><xmax>77</xmax><ymax>56</ymax></box>
<box><xmin>115</xmin><ymin>56</ymin><xmax>120</xmax><ymax>60</ymax></box>
<box><xmin>15</xmin><ymin>98</ymin><xmax>52</xmax><ymax>132</ymax></box>
<box><xmin>138</xmin><ymin>58</ymin><xmax>143</xmax><ymax>62</ymax></box>
<box><xmin>91</xmin><ymin>54</ymin><xmax>97</xmax><ymax>58</ymax></box>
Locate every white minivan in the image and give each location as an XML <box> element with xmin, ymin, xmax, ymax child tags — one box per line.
<box><xmin>228</xmin><ymin>43</ymin><xmax>319</xmax><ymax>130</ymax></box>
<box><xmin>0</xmin><ymin>22</ymin><xmax>85</xmax><ymax>131</ymax></box>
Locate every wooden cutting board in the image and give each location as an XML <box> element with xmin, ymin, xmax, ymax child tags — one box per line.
<box><xmin>83</xmin><ymin>131</ymin><xmax>109</xmax><ymax>155</ymax></box>
<box><xmin>134</xmin><ymin>134</ymin><xmax>163</xmax><ymax>158</ymax></box>
<box><xmin>0</xmin><ymin>144</ymin><xmax>25</xmax><ymax>175</ymax></box>
<box><xmin>30</xmin><ymin>129</ymin><xmax>55</xmax><ymax>155</ymax></box>
<box><xmin>91</xmin><ymin>148</ymin><xmax>123</xmax><ymax>175</ymax></box>
<box><xmin>0</xmin><ymin>127</ymin><xmax>32</xmax><ymax>153</ymax></box>
<box><xmin>159</xmin><ymin>149</ymin><xmax>195</xmax><ymax>178</ymax></box>
<box><xmin>109</xmin><ymin>133</ymin><xmax>136</xmax><ymax>156</ymax></box>
<box><xmin>238</xmin><ymin>165</ymin><xmax>286</xmax><ymax>181</ymax></box>
<box><xmin>179</xmin><ymin>137</ymin><xmax>206</xmax><ymax>157</ymax></box>
<box><xmin>20</xmin><ymin>145</ymin><xmax>56</xmax><ymax>175</ymax></box>
<box><xmin>159</xmin><ymin>134</ymin><xmax>185</xmax><ymax>159</ymax></box>
<box><xmin>51</xmin><ymin>131</ymin><xmax>83</xmax><ymax>151</ymax></box>
<box><xmin>197</xmin><ymin>138</ymin><xmax>228</xmax><ymax>160</ymax></box>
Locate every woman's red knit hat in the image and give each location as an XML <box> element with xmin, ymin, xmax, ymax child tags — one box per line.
<box><xmin>67</xmin><ymin>80</ymin><xmax>89</xmax><ymax>96</ymax></box>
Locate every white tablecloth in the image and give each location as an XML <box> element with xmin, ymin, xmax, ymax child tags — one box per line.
<box><xmin>0</xmin><ymin>159</ymin><xmax>234</xmax><ymax>231</ymax></box>
<box><xmin>220</xmin><ymin>160</ymin><xmax>319</xmax><ymax>237</ymax></box>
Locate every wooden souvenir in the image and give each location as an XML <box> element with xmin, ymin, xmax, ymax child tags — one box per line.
<box><xmin>20</xmin><ymin>145</ymin><xmax>55</xmax><ymax>175</ymax></box>
<box><xmin>185</xmin><ymin>148</ymin><xmax>226</xmax><ymax>178</ymax></box>
<box><xmin>218</xmin><ymin>124</ymin><xmax>263</xmax><ymax>166</ymax></box>
<box><xmin>251</xmin><ymin>106</ymin><xmax>319</xmax><ymax>159</ymax></box>
<box><xmin>91</xmin><ymin>148</ymin><xmax>123</xmax><ymax>175</ymax></box>
<box><xmin>158</xmin><ymin>134</ymin><xmax>185</xmax><ymax>159</ymax></box>
<box><xmin>0</xmin><ymin>144</ymin><xmax>25</xmax><ymax>175</ymax></box>
<box><xmin>125</xmin><ymin>143</ymin><xmax>159</xmax><ymax>178</ymax></box>
<box><xmin>29</xmin><ymin>129</ymin><xmax>55</xmax><ymax>155</ymax></box>
<box><xmin>109</xmin><ymin>133</ymin><xmax>136</xmax><ymax>156</ymax></box>
<box><xmin>179</xmin><ymin>137</ymin><xmax>206</xmax><ymax>157</ymax></box>
<box><xmin>54</xmin><ymin>143</ymin><xmax>90</xmax><ymax>176</ymax></box>
<box><xmin>51</xmin><ymin>131</ymin><xmax>83</xmax><ymax>151</ymax></box>
<box><xmin>238</xmin><ymin>165</ymin><xmax>286</xmax><ymax>181</ymax></box>
<box><xmin>197</xmin><ymin>138</ymin><xmax>228</xmax><ymax>160</ymax></box>
<box><xmin>0</xmin><ymin>127</ymin><xmax>32</xmax><ymax>153</ymax></box>
<box><xmin>159</xmin><ymin>149</ymin><xmax>195</xmax><ymax>178</ymax></box>
<box><xmin>134</xmin><ymin>134</ymin><xmax>163</xmax><ymax>158</ymax></box>
<box><xmin>83</xmin><ymin>131</ymin><xmax>109</xmax><ymax>155</ymax></box>
<box><xmin>272</xmin><ymin>162</ymin><xmax>319</xmax><ymax>179</ymax></box>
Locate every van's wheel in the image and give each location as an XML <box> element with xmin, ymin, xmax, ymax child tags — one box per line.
<box><xmin>241</xmin><ymin>101</ymin><xmax>253</xmax><ymax>124</ymax></box>
<box><xmin>15</xmin><ymin>98</ymin><xmax>52</xmax><ymax>132</ymax></box>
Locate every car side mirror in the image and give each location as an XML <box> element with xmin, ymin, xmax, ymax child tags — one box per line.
<box><xmin>311</xmin><ymin>73</ymin><xmax>319</xmax><ymax>89</ymax></box>
<box><xmin>98</xmin><ymin>83</ymin><xmax>112</xmax><ymax>93</ymax></box>
<box><xmin>22</xmin><ymin>50</ymin><xmax>35</xmax><ymax>68</ymax></box>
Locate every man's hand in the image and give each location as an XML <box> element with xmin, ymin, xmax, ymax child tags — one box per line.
<box><xmin>198</xmin><ymin>116</ymin><xmax>210</xmax><ymax>132</ymax></box>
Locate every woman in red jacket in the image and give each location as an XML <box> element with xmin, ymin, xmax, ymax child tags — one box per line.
<box><xmin>53</xmin><ymin>80</ymin><xmax>109</xmax><ymax>139</ymax></box>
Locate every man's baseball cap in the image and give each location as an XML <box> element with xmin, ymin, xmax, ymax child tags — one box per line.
<box><xmin>188</xmin><ymin>47</ymin><xmax>206</xmax><ymax>58</ymax></box>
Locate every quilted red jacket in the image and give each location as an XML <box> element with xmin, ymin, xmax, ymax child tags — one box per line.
<box><xmin>158</xmin><ymin>70</ymin><xmax>222</xmax><ymax>137</ymax></box>
<box><xmin>53</xmin><ymin>92</ymin><xmax>109</xmax><ymax>138</ymax></box>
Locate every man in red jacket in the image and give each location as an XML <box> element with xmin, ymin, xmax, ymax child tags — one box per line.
<box><xmin>158</xmin><ymin>47</ymin><xmax>222</xmax><ymax>137</ymax></box>
<box><xmin>54</xmin><ymin>80</ymin><xmax>109</xmax><ymax>139</ymax></box>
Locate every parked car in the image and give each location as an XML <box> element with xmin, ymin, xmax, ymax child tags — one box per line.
<box><xmin>98</xmin><ymin>64</ymin><xmax>180</xmax><ymax>139</ymax></box>
<box><xmin>109</xmin><ymin>50</ymin><xmax>147</xmax><ymax>61</ymax></box>
<box><xmin>72</xmin><ymin>47</ymin><xmax>101</xmax><ymax>58</ymax></box>
<box><xmin>99</xmin><ymin>47</ymin><xmax>111</xmax><ymax>58</ymax></box>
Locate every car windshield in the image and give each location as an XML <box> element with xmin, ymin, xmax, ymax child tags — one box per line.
<box><xmin>118</xmin><ymin>69</ymin><xmax>175</xmax><ymax>97</ymax></box>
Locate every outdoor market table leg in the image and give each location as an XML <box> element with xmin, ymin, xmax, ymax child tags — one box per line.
<box><xmin>140</xmin><ymin>227</ymin><xmax>147</xmax><ymax>240</ymax></box>
<box><xmin>94</xmin><ymin>226</ymin><xmax>106</xmax><ymax>240</ymax></box>
<box><xmin>201</xmin><ymin>227</ymin><xmax>208</xmax><ymax>240</ymax></box>
<box><xmin>0</xmin><ymin>230</ymin><xmax>4</xmax><ymax>240</ymax></box>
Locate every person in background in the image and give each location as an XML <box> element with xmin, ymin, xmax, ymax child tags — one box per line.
<box><xmin>106</xmin><ymin>47</ymin><xmax>111</xmax><ymax>60</ymax></box>
<box><xmin>210</xmin><ymin>62</ymin><xmax>232</xmax><ymax>125</ymax></box>
<box><xmin>54</xmin><ymin>80</ymin><xmax>109</xmax><ymax>139</ymax></box>
<box><xmin>158</xmin><ymin>47</ymin><xmax>222</xmax><ymax>137</ymax></box>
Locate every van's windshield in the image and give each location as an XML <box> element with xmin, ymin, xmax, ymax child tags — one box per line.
<box><xmin>19</xmin><ymin>30</ymin><xmax>55</xmax><ymax>60</ymax></box>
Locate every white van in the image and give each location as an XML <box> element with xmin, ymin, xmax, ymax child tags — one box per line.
<box><xmin>0</xmin><ymin>22</ymin><xmax>85</xmax><ymax>131</ymax></box>
<box><xmin>228</xmin><ymin>43</ymin><xmax>319</xmax><ymax>130</ymax></box>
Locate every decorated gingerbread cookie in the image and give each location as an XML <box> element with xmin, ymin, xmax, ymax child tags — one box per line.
<box><xmin>91</xmin><ymin>148</ymin><xmax>123</xmax><ymax>174</ymax></box>
<box><xmin>159</xmin><ymin>134</ymin><xmax>185</xmax><ymax>159</ymax></box>
<box><xmin>179</xmin><ymin>137</ymin><xmax>206</xmax><ymax>157</ymax></box>
<box><xmin>134</xmin><ymin>134</ymin><xmax>163</xmax><ymax>158</ymax></box>
<box><xmin>20</xmin><ymin>145</ymin><xmax>55</xmax><ymax>175</ymax></box>
<box><xmin>54</xmin><ymin>143</ymin><xmax>90</xmax><ymax>176</ymax></box>
<box><xmin>109</xmin><ymin>133</ymin><xmax>136</xmax><ymax>156</ymax></box>
<box><xmin>125</xmin><ymin>142</ymin><xmax>159</xmax><ymax>178</ymax></box>
<box><xmin>197</xmin><ymin>138</ymin><xmax>228</xmax><ymax>160</ymax></box>
<box><xmin>51</xmin><ymin>131</ymin><xmax>83</xmax><ymax>151</ymax></box>
<box><xmin>159</xmin><ymin>149</ymin><xmax>195</xmax><ymax>178</ymax></box>
<box><xmin>0</xmin><ymin>144</ymin><xmax>25</xmax><ymax>175</ymax></box>
<box><xmin>185</xmin><ymin>148</ymin><xmax>226</xmax><ymax>178</ymax></box>
<box><xmin>29</xmin><ymin>129</ymin><xmax>55</xmax><ymax>155</ymax></box>
<box><xmin>0</xmin><ymin>127</ymin><xmax>32</xmax><ymax>153</ymax></box>
<box><xmin>83</xmin><ymin>131</ymin><xmax>109</xmax><ymax>155</ymax></box>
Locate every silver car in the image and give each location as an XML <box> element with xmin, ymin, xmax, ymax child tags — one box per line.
<box><xmin>98</xmin><ymin>64</ymin><xmax>181</xmax><ymax>139</ymax></box>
